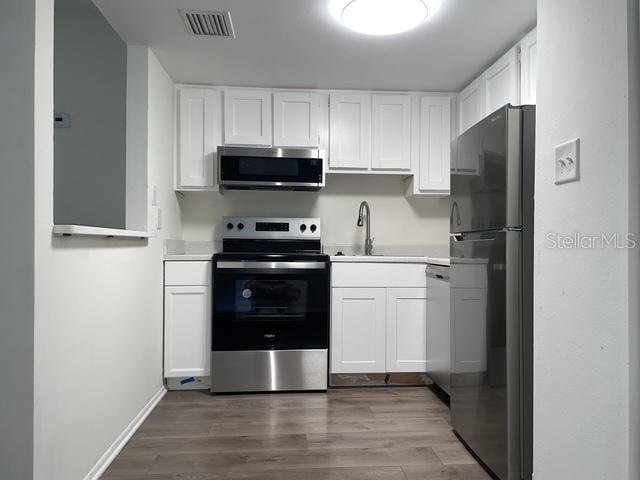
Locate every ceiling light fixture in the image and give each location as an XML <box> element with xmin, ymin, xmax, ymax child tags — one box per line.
<box><xmin>329</xmin><ymin>0</ymin><xmax>443</xmax><ymax>36</ymax></box>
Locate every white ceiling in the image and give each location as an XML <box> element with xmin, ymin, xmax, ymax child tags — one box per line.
<box><xmin>93</xmin><ymin>0</ymin><xmax>536</xmax><ymax>91</ymax></box>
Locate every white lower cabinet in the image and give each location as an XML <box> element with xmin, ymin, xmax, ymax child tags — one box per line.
<box><xmin>331</xmin><ymin>288</ymin><xmax>386</xmax><ymax>374</ymax></box>
<box><xmin>330</xmin><ymin>263</ymin><xmax>431</xmax><ymax>375</ymax></box>
<box><xmin>386</xmin><ymin>288</ymin><xmax>428</xmax><ymax>372</ymax></box>
<box><xmin>164</xmin><ymin>286</ymin><xmax>211</xmax><ymax>378</ymax></box>
<box><xmin>164</xmin><ymin>261</ymin><xmax>212</xmax><ymax>381</ymax></box>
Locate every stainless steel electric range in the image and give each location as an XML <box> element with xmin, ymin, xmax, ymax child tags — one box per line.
<box><xmin>210</xmin><ymin>217</ymin><xmax>330</xmax><ymax>393</ymax></box>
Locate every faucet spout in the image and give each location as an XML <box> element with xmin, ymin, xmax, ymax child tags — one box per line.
<box><xmin>357</xmin><ymin>201</ymin><xmax>373</xmax><ymax>256</ymax></box>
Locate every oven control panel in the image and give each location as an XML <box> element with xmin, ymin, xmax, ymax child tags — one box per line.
<box><xmin>222</xmin><ymin>217</ymin><xmax>321</xmax><ymax>239</ymax></box>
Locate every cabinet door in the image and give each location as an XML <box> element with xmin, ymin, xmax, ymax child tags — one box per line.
<box><xmin>164</xmin><ymin>286</ymin><xmax>211</xmax><ymax>378</ymax></box>
<box><xmin>329</xmin><ymin>93</ymin><xmax>371</xmax><ymax>170</ymax></box>
<box><xmin>418</xmin><ymin>97</ymin><xmax>451</xmax><ymax>192</ymax></box>
<box><xmin>451</xmin><ymin>288</ymin><xmax>487</xmax><ymax>374</ymax></box>
<box><xmin>331</xmin><ymin>288</ymin><xmax>386</xmax><ymax>374</ymax></box>
<box><xmin>458</xmin><ymin>77</ymin><xmax>485</xmax><ymax>134</ymax></box>
<box><xmin>178</xmin><ymin>88</ymin><xmax>221</xmax><ymax>189</ymax></box>
<box><xmin>372</xmin><ymin>95</ymin><xmax>411</xmax><ymax>170</ymax></box>
<box><xmin>386</xmin><ymin>288</ymin><xmax>428</xmax><ymax>373</ymax></box>
<box><xmin>224</xmin><ymin>90</ymin><xmax>272</xmax><ymax>145</ymax></box>
<box><xmin>273</xmin><ymin>92</ymin><xmax>320</xmax><ymax>147</ymax></box>
<box><xmin>520</xmin><ymin>28</ymin><xmax>537</xmax><ymax>105</ymax></box>
<box><xmin>483</xmin><ymin>47</ymin><xmax>519</xmax><ymax>115</ymax></box>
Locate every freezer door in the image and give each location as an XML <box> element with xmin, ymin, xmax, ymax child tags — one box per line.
<box><xmin>450</xmin><ymin>230</ymin><xmax>522</xmax><ymax>480</ymax></box>
<box><xmin>450</xmin><ymin>106</ymin><xmax>522</xmax><ymax>233</ymax></box>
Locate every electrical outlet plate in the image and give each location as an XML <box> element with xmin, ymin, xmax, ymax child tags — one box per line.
<box><xmin>555</xmin><ymin>138</ymin><xmax>580</xmax><ymax>185</ymax></box>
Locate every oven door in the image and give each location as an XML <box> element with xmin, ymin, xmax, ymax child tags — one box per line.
<box><xmin>213</xmin><ymin>260</ymin><xmax>329</xmax><ymax>351</ymax></box>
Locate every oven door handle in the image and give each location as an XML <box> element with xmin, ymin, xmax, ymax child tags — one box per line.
<box><xmin>216</xmin><ymin>261</ymin><xmax>327</xmax><ymax>270</ymax></box>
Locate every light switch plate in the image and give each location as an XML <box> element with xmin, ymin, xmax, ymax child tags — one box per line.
<box><xmin>151</xmin><ymin>185</ymin><xmax>158</xmax><ymax>206</ymax></box>
<box><xmin>555</xmin><ymin>138</ymin><xmax>580</xmax><ymax>185</ymax></box>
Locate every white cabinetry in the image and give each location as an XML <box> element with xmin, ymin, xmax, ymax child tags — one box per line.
<box><xmin>483</xmin><ymin>47</ymin><xmax>519</xmax><ymax>115</ymax></box>
<box><xmin>457</xmin><ymin>29</ymin><xmax>537</xmax><ymax>136</ymax></box>
<box><xmin>331</xmin><ymin>288</ymin><xmax>386</xmax><ymax>374</ymax></box>
<box><xmin>175</xmin><ymin>86</ymin><xmax>455</xmax><ymax>191</ymax></box>
<box><xmin>371</xmin><ymin>95</ymin><xmax>411</xmax><ymax>171</ymax></box>
<box><xmin>406</xmin><ymin>96</ymin><xmax>451</xmax><ymax>195</ymax></box>
<box><xmin>223</xmin><ymin>89</ymin><xmax>272</xmax><ymax>145</ymax></box>
<box><xmin>273</xmin><ymin>92</ymin><xmax>320</xmax><ymax>147</ymax></box>
<box><xmin>177</xmin><ymin>88</ymin><xmax>221</xmax><ymax>190</ymax></box>
<box><xmin>329</xmin><ymin>93</ymin><xmax>371</xmax><ymax>170</ymax></box>
<box><xmin>458</xmin><ymin>77</ymin><xmax>485</xmax><ymax>134</ymax></box>
<box><xmin>164</xmin><ymin>261</ymin><xmax>212</xmax><ymax>383</ymax></box>
<box><xmin>519</xmin><ymin>28</ymin><xmax>537</xmax><ymax>105</ymax></box>
<box><xmin>386</xmin><ymin>288</ymin><xmax>428</xmax><ymax>372</ymax></box>
<box><xmin>330</xmin><ymin>263</ymin><xmax>429</xmax><ymax>375</ymax></box>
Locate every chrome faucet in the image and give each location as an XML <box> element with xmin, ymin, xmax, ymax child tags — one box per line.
<box><xmin>357</xmin><ymin>201</ymin><xmax>374</xmax><ymax>256</ymax></box>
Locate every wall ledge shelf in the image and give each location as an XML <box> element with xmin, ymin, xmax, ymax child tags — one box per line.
<box><xmin>52</xmin><ymin>225</ymin><xmax>150</xmax><ymax>239</ymax></box>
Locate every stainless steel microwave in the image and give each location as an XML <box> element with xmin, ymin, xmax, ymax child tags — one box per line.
<box><xmin>217</xmin><ymin>146</ymin><xmax>325</xmax><ymax>191</ymax></box>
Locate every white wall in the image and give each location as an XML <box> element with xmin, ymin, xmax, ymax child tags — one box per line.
<box><xmin>53</xmin><ymin>4</ymin><xmax>127</xmax><ymax>229</ymax></box>
<box><xmin>181</xmin><ymin>175</ymin><xmax>449</xmax><ymax>248</ymax></box>
<box><xmin>0</xmin><ymin>0</ymin><xmax>36</xmax><ymax>477</ymax></box>
<box><xmin>34</xmin><ymin>25</ymin><xmax>180</xmax><ymax>478</ymax></box>
<box><xmin>628</xmin><ymin>2</ymin><xmax>640</xmax><ymax>476</ymax></box>
<box><xmin>534</xmin><ymin>1</ymin><xmax>639</xmax><ymax>478</ymax></box>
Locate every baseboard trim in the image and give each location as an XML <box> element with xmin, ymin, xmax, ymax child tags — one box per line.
<box><xmin>83</xmin><ymin>386</ymin><xmax>166</xmax><ymax>480</ymax></box>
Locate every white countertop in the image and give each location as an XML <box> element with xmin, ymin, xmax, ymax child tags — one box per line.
<box><xmin>330</xmin><ymin>255</ymin><xmax>449</xmax><ymax>266</ymax></box>
<box><xmin>163</xmin><ymin>241</ymin><xmax>450</xmax><ymax>265</ymax></box>
<box><xmin>164</xmin><ymin>254</ymin><xmax>214</xmax><ymax>261</ymax></box>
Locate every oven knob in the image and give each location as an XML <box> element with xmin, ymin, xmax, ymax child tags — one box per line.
<box><xmin>226</xmin><ymin>222</ymin><xmax>234</xmax><ymax>230</ymax></box>
<box><xmin>300</xmin><ymin>224</ymin><xmax>307</xmax><ymax>232</ymax></box>
<box><xmin>310</xmin><ymin>224</ymin><xmax>317</xmax><ymax>232</ymax></box>
<box><xmin>237</xmin><ymin>223</ymin><xmax>245</xmax><ymax>230</ymax></box>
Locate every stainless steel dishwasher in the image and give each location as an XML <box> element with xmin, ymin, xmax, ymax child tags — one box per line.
<box><xmin>426</xmin><ymin>262</ymin><xmax>451</xmax><ymax>394</ymax></box>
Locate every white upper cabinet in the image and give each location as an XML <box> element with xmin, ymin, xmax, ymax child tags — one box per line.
<box><xmin>457</xmin><ymin>30</ymin><xmax>535</xmax><ymax>138</ymax></box>
<box><xmin>458</xmin><ymin>77</ymin><xmax>485</xmax><ymax>134</ymax></box>
<box><xmin>177</xmin><ymin>88</ymin><xmax>221</xmax><ymax>190</ymax></box>
<box><xmin>519</xmin><ymin>28</ymin><xmax>537</xmax><ymax>105</ymax></box>
<box><xmin>483</xmin><ymin>47</ymin><xmax>519</xmax><ymax>115</ymax></box>
<box><xmin>418</xmin><ymin>97</ymin><xmax>451</xmax><ymax>192</ymax></box>
<box><xmin>371</xmin><ymin>95</ymin><xmax>411</xmax><ymax>171</ymax></box>
<box><xmin>329</xmin><ymin>93</ymin><xmax>371</xmax><ymax>170</ymax></box>
<box><xmin>386</xmin><ymin>288</ymin><xmax>428</xmax><ymax>373</ymax></box>
<box><xmin>273</xmin><ymin>92</ymin><xmax>320</xmax><ymax>147</ymax></box>
<box><xmin>224</xmin><ymin>90</ymin><xmax>272</xmax><ymax>145</ymax></box>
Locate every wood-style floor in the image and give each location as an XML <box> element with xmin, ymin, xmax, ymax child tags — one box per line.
<box><xmin>102</xmin><ymin>386</ymin><xmax>491</xmax><ymax>480</ymax></box>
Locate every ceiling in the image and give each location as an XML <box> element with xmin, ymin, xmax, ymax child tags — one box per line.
<box><xmin>93</xmin><ymin>0</ymin><xmax>536</xmax><ymax>92</ymax></box>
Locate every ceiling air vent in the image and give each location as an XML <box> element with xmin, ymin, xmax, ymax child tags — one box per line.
<box><xmin>179</xmin><ymin>10</ymin><xmax>235</xmax><ymax>38</ymax></box>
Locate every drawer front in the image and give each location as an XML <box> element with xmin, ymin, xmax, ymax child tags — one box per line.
<box><xmin>331</xmin><ymin>263</ymin><xmax>427</xmax><ymax>288</ymax></box>
<box><xmin>165</xmin><ymin>261</ymin><xmax>212</xmax><ymax>286</ymax></box>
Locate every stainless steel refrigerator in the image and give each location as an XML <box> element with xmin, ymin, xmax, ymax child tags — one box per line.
<box><xmin>450</xmin><ymin>104</ymin><xmax>534</xmax><ymax>480</ymax></box>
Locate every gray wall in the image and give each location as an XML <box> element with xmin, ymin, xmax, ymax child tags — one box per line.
<box><xmin>54</xmin><ymin>0</ymin><xmax>127</xmax><ymax>228</ymax></box>
<box><xmin>0</xmin><ymin>0</ymin><xmax>35</xmax><ymax>477</ymax></box>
